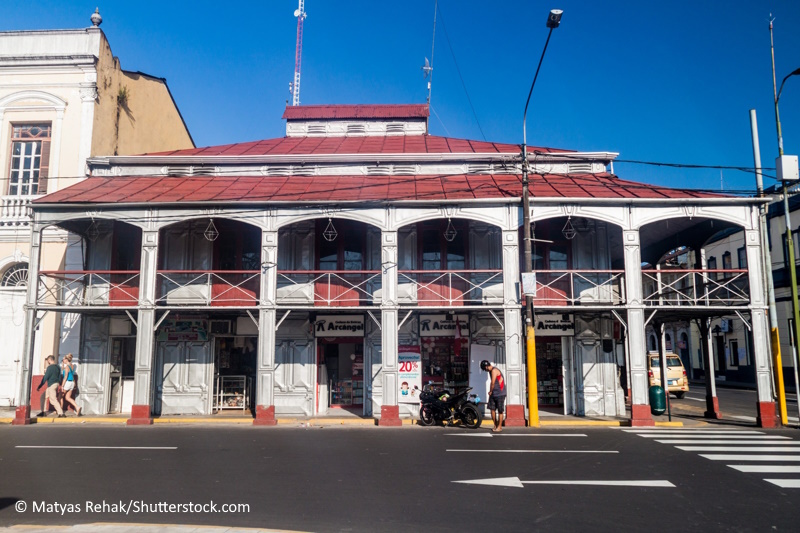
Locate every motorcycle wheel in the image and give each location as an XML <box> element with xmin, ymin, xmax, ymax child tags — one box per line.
<box><xmin>419</xmin><ymin>405</ymin><xmax>437</xmax><ymax>426</ymax></box>
<box><xmin>460</xmin><ymin>403</ymin><xmax>482</xmax><ymax>429</ymax></box>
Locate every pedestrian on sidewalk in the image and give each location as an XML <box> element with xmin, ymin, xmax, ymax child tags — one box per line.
<box><xmin>480</xmin><ymin>360</ymin><xmax>506</xmax><ymax>432</ymax></box>
<box><xmin>60</xmin><ymin>353</ymin><xmax>81</xmax><ymax>416</ymax></box>
<box><xmin>36</xmin><ymin>355</ymin><xmax>64</xmax><ymax>418</ymax></box>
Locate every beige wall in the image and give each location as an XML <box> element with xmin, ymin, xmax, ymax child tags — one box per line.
<box><xmin>92</xmin><ymin>34</ymin><xmax>193</xmax><ymax>157</ymax></box>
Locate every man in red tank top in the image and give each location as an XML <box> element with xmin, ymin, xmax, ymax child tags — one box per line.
<box><xmin>481</xmin><ymin>360</ymin><xmax>506</xmax><ymax>432</ymax></box>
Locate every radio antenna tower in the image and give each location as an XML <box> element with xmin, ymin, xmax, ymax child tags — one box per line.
<box><xmin>290</xmin><ymin>0</ymin><xmax>307</xmax><ymax>106</ymax></box>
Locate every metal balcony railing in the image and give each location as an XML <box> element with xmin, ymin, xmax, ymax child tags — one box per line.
<box><xmin>156</xmin><ymin>270</ymin><xmax>260</xmax><ymax>307</ymax></box>
<box><xmin>396</xmin><ymin>270</ymin><xmax>504</xmax><ymax>306</ymax></box>
<box><xmin>529</xmin><ymin>270</ymin><xmax>625</xmax><ymax>307</ymax></box>
<box><xmin>276</xmin><ymin>270</ymin><xmax>381</xmax><ymax>307</ymax></box>
<box><xmin>37</xmin><ymin>271</ymin><xmax>140</xmax><ymax>306</ymax></box>
<box><xmin>642</xmin><ymin>269</ymin><xmax>750</xmax><ymax>307</ymax></box>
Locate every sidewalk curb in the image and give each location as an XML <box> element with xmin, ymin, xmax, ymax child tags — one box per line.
<box><xmin>1</xmin><ymin>416</ymin><xmax>684</xmax><ymax>427</ymax></box>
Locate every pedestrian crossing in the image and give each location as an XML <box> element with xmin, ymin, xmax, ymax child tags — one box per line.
<box><xmin>623</xmin><ymin>427</ymin><xmax>800</xmax><ymax>489</ymax></box>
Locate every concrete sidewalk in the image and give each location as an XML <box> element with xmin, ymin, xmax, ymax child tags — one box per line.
<box><xmin>0</xmin><ymin>407</ymin><xmax>685</xmax><ymax>427</ymax></box>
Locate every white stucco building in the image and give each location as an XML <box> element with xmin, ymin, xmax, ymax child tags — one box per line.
<box><xmin>0</xmin><ymin>13</ymin><xmax>194</xmax><ymax>407</ymax></box>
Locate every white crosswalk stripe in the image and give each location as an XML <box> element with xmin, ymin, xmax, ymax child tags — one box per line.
<box><xmin>627</xmin><ymin>427</ymin><xmax>800</xmax><ymax>488</ymax></box>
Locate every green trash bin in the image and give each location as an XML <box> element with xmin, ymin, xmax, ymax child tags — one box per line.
<box><xmin>649</xmin><ymin>385</ymin><xmax>666</xmax><ymax>416</ymax></box>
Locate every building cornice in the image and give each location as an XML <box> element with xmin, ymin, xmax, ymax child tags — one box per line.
<box><xmin>88</xmin><ymin>151</ymin><xmax>618</xmax><ymax>168</ymax></box>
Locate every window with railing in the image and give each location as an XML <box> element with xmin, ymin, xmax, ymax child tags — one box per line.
<box><xmin>8</xmin><ymin>124</ymin><xmax>51</xmax><ymax>195</ymax></box>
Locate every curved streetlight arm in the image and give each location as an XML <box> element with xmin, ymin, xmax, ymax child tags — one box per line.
<box><xmin>777</xmin><ymin>68</ymin><xmax>800</xmax><ymax>104</ymax></box>
<box><xmin>522</xmin><ymin>27</ymin><xmax>555</xmax><ymax>158</ymax></box>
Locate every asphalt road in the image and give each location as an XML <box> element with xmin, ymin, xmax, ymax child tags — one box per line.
<box><xmin>2</xmin><ymin>424</ymin><xmax>800</xmax><ymax>532</ymax></box>
<box><xmin>667</xmin><ymin>385</ymin><xmax>800</xmax><ymax>424</ymax></box>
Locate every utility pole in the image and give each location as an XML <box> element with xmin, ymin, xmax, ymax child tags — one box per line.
<box><xmin>522</xmin><ymin>9</ymin><xmax>562</xmax><ymax>428</ymax></box>
<box><xmin>770</xmin><ymin>17</ymin><xmax>800</xmax><ymax>423</ymax></box>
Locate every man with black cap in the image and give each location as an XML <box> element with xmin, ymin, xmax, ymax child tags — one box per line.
<box><xmin>480</xmin><ymin>360</ymin><xmax>506</xmax><ymax>432</ymax></box>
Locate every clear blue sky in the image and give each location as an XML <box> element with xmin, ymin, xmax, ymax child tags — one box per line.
<box><xmin>3</xmin><ymin>1</ymin><xmax>800</xmax><ymax>193</ymax></box>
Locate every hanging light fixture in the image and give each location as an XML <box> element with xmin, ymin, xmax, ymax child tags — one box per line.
<box><xmin>323</xmin><ymin>218</ymin><xmax>338</xmax><ymax>242</ymax></box>
<box><xmin>562</xmin><ymin>216</ymin><xmax>576</xmax><ymax>240</ymax></box>
<box><xmin>444</xmin><ymin>218</ymin><xmax>457</xmax><ymax>242</ymax></box>
<box><xmin>86</xmin><ymin>218</ymin><xmax>100</xmax><ymax>242</ymax></box>
<box><xmin>204</xmin><ymin>219</ymin><xmax>219</xmax><ymax>241</ymax></box>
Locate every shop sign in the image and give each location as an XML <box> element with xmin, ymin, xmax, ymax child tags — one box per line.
<box><xmin>314</xmin><ymin>315</ymin><xmax>365</xmax><ymax>337</ymax></box>
<box><xmin>534</xmin><ymin>313</ymin><xmax>574</xmax><ymax>336</ymax></box>
<box><xmin>419</xmin><ymin>314</ymin><xmax>469</xmax><ymax>337</ymax></box>
<box><xmin>398</xmin><ymin>345</ymin><xmax>422</xmax><ymax>404</ymax></box>
<box><xmin>157</xmin><ymin>319</ymin><xmax>208</xmax><ymax>342</ymax></box>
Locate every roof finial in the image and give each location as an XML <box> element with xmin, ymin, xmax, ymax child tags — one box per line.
<box><xmin>90</xmin><ymin>7</ymin><xmax>102</xmax><ymax>27</ymax></box>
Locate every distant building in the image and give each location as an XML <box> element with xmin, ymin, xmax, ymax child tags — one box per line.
<box><xmin>0</xmin><ymin>12</ymin><xmax>193</xmax><ymax>406</ymax></box>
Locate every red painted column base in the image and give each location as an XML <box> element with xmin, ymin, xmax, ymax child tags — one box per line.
<box><xmin>704</xmin><ymin>396</ymin><xmax>722</xmax><ymax>419</ymax></box>
<box><xmin>757</xmin><ymin>401</ymin><xmax>778</xmax><ymax>428</ymax></box>
<box><xmin>253</xmin><ymin>405</ymin><xmax>277</xmax><ymax>426</ymax></box>
<box><xmin>378</xmin><ymin>405</ymin><xmax>402</xmax><ymax>426</ymax></box>
<box><xmin>630</xmin><ymin>403</ymin><xmax>655</xmax><ymax>427</ymax></box>
<box><xmin>12</xmin><ymin>405</ymin><xmax>32</xmax><ymax>426</ymax></box>
<box><xmin>126</xmin><ymin>404</ymin><xmax>153</xmax><ymax>426</ymax></box>
<box><xmin>504</xmin><ymin>404</ymin><xmax>526</xmax><ymax>427</ymax></box>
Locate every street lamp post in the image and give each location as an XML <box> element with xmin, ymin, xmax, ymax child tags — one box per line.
<box><xmin>522</xmin><ymin>8</ymin><xmax>562</xmax><ymax>428</ymax></box>
<box><xmin>770</xmin><ymin>18</ymin><xmax>800</xmax><ymax>423</ymax></box>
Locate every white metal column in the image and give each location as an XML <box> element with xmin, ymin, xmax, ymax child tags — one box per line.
<box><xmin>129</xmin><ymin>228</ymin><xmax>159</xmax><ymax>424</ymax></box>
<box><xmin>379</xmin><ymin>230</ymin><xmax>401</xmax><ymax>425</ymax></box>
<box><xmin>623</xmin><ymin>228</ymin><xmax>652</xmax><ymax>425</ymax></box>
<box><xmin>745</xmin><ymin>223</ymin><xmax>778</xmax><ymax>426</ymax></box>
<box><xmin>255</xmin><ymin>230</ymin><xmax>278</xmax><ymax>424</ymax></box>
<box><xmin>13</xmin><ymin>222</ymin><xmax>42</xmax><ymax>423</ymax></box>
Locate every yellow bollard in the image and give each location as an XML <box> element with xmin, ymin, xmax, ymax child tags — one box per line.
<box><xmin>770</xmin><ymin>327</ymin><xmax>788</xmax><ymax>426</ymax></box>
<box><xmin>526</xmin><ymin>323</ymin><xmax>539</xmax><ymax>427</ymax></box>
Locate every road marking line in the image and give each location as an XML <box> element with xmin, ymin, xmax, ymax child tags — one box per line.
<box><xmin>656</xmin><ymin>439</ymin><xmax>794</xmax><ymax>445</ymax></box>
<box><xmin>633</xmin><ymin>430</ymin><xmax>764</xmax><ymax>438</ymax></box>
<box><xmin>498</xmin><ymin>434</ymin><xmax>588</xmax><ymax>437</ymax></box>
<box><xmin>647</xmin><ymin>435</ymin><xmax>789</xmax><ymax>440</ymax></box>
<box><xmin>452</xmin><ymin>477</ymin><xmax>673</xmax><ymax>488</ymax></box>
<box><xmin>447</xmin><ymin>449</ymin><xmax>618</xmax><ymax>454</ymax></box>
<box><xmin>700</xmin><ymin>454</ymin><xmax>800</xmax><ymax>461</ymax></box>
<box><xmin>728</xmin><ymin>465</ymin><xmax>800</xmax><ymax>473</ymax></box>
<box><xmin>622</xmin><ymin>427</ymin><xmax>763</xmax><ymax>431</ymax></box>
<box><xmin>522</xmin><ymin>480</ymin><xmax>675</xmax><ymax>487</ymax></box>
<box><xmin>15</xmin><ymin>446</ymin><xmax>177</xmax><ymax>450</ymax></box>
<box><xmin>731</xmin><ymin>415</ymin><xmax>757</xmax><ymax>422</ymax></box>
<box><xmin>684</xmin><ymin>397</ymin><xmax>705</xmax><ymax>402</ymax></box>
<box><xmin>678</xmin><ymin>446</ymin><xmax>800</xmax><ymax>452</ymax></box>
<box><xmin>444</xmin><ymin>433</ymin><xmax>588</xmax><ymax>438</ymax></box>
<box><xmin>764</xmin><ymin>479</ymin><xmax>800</xmax><ymax>488</ymax></box>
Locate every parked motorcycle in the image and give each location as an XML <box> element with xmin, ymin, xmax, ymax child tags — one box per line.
<box><xmin>417</xmin><ymin>384</ymin><xmax>482</xmax><ymax>428</ymax></box>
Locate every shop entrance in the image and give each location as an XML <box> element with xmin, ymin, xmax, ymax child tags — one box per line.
<box><xmin>108</xmin><ymin>337</ymin><xmax>136</xmax><ymax>414</ymax></box>
<box><xmin>213</xmin><ymin>336</ymin><xmax>257</xmax><ymax>413</ymax></box>
<box><xmin>536</xmin><ymin>337</ymin><xmax>564</xmax><ymax>408</ymax></box>
<box><xmin>317</xmin><ymin>339</ymin><xmax>364</xmax><ymax>413</ymax></box>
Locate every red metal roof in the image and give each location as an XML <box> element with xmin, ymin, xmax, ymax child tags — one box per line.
<box><xmin>35</xmin><ymin>173</ymin><xmax>728</xmax><ymax>205</ymax></box>
<box><xmin>142</xmin><ymin>134</ymin><xmax>565</xmax><ymax>157</ymax></box>
<box><xmin>281</xmin><ymin>104</ymin><xmax>430</xmax><ymax>120</ymax></box>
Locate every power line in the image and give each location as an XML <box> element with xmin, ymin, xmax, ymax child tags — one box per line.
<box><xmin>436</xmin><ymin>3</ymin><xmax>486</xmax><ymax>141</ymax></box>
<box><xmin>613</xmin><ymin>158</ymin><xmax>778</xmax><ymax>180</ymax></box>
